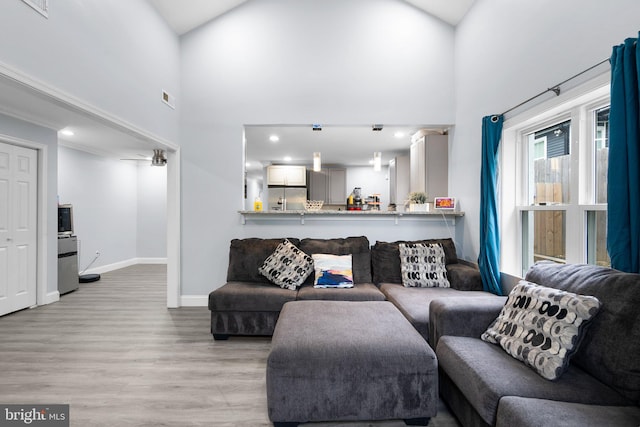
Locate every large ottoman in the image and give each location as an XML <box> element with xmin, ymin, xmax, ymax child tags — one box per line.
<box><xmin>266</xmin><ymin>301</ymin><xmax>438</xmax><ymax>426</ymax></box>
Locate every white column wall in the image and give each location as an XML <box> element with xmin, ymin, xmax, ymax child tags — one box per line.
<box><xmin>180</xmin><ymin>0</ymin><xmax>457</xmax><ymax>295</ymax></box>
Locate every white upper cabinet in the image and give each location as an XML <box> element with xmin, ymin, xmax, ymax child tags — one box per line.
<box><xmin>389</xmin><ymin>155</ymin><xmax>410</xmax><ymax>205</ymax></box>
<box><xmin>409</xmin><ymin>134</ymin><xmax>448</xmax><ymax>202</ymax></box>
<box><xmin>267</xmin><ymin>165</ymin><xmax>307</xmax><ymax>186</ymax></box>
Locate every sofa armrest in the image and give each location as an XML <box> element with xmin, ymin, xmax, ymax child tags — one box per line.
<box><xmin>446</xmin><ymin>263</ymin><xmax>483</xmax><ymax>291</ymax></box>
<box><xmin>428</xmin><ymin>296</ymin><xmax>507</xmax><ymax>348</ymax></box>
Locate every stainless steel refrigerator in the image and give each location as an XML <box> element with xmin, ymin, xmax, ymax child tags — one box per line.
<box><xmin>267</xmin><ymin>187</ymin><xmax>307</xmax><ymax>211</ymax></box>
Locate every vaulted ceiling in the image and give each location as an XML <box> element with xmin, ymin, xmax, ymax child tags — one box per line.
<box><xmin>148</xmin><ymin>0</ymin><xmax>476</xmax><ymax>35</ymax></box>
<box><xmin>1</xmin><ymin>1</ymin><xmax>476</xmax><ymax>163</ymax></box>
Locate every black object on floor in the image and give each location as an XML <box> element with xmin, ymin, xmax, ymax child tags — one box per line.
<box><xmin>79</xmin><ymin>274</ymin><xmax>101</xmax><ymax>283</ymax></box>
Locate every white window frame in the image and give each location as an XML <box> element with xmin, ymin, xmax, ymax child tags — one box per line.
<box><xmin>500</xmin><ymin>73</ymin><xmax>610</xmax><ymax>278</ymax></box>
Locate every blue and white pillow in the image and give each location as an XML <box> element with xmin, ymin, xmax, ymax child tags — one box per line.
<box><xmin>311</xmin><ymin>254</ymin><xmax>354</xmax><ymax>288</ymax></box>
<box><xmin>399</xmin><ymin>243</ymin><xmax>450</xmax><ymax>288</ymax></box>
<box><xmin>258</xmin><ymin>239</ymin><xmax>313</xmax><ymax>290</ymax></box>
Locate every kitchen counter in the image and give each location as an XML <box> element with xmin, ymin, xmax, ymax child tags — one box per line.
<box><xmin>238</xmin><ymin>209</ymin><xmax>464</xmax><ymax>225</ymax></box>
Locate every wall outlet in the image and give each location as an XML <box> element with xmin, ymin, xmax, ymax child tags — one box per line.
<box><xmin>162</xmin><ymin>90</ymin><xmax>175</xmax><ymax>109</ymax></box>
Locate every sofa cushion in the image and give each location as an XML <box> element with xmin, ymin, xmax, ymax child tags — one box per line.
<box><xmin>496</xmin><ymin>396</ymin><xmax>640</xmax><ymax>427</ymax></box>
<box><xmin>371</xmin><ymin>238</ymin><xmax>458</xmax><ymax>284</ymax></box>
<box><xmin>481</xmin><ymin>280</ymin><xmax>601</xmax><ymax>380</ymax></box>
<box><xmin>258</xmin><ymin>239</ymin><xmax>314</xmax><ymax>290</ymax></box>
<box><xmin>208</xmin><ymin>282</ymin><xmax>298</xmax><ymax>312</ymax></box>
<box><xmin>399</xmin><ymin>242</ymin><xmax>450</xmax><ymax>288</ymax></box>
<box><xmin>227</xmin><ymin>238</ymin><xmax>300</xmax><ymax>284</ymax></box>
<box><xmin>525</xmin><ymin>262</ymin><xmax>640</xmax><ymax>404</ymax></box>
<box><xmin>380</xmin><ymin>283</ymin><xmax>493</xmax><ymax>341</ymax></box>
<box><xmin>437</xmin><ymin>336</ymin><xmax>632</xmax><ymax>426</ymax></box>
<box><xmin>299</xmin><ymin>236</ymin><xmax>371</xmax><ymax>285</ymax></box>
<box><xmin>296</xmin><ymin>283</ymin><xmax>385</xmax><ymax>301</ymax></box>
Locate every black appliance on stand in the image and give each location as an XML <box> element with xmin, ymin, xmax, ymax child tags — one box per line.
<box><xmin>57</xmin><ymin>204</ymin><xmax>100</xmax><ymax>288</ymax></box>
<box><xmin>57</xmin><ymin>205</ymin><xmax>79</xmax><ymax>294</ymax></box>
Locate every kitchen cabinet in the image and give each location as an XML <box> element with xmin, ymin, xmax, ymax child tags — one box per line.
<box><xmin>409</xmin><ymin>134</ymin><xmax>448</xmax><ymax>202</ymax></box>
<box><xmin>389</xmin><ymin>155</ymin><xmax>410</xmax><ymax>205</ymax></box>
<box><xmin>267</xmin><ymin>165</ymin><xmax>306</xmax><ymax>186</ymax></box>
<box><xmin>309</xmin><ymin>168</ymin><xmax>346</xmax><ymax>204</ymax></box>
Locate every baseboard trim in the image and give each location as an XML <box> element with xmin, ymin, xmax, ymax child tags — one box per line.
<box><xmin>44</xmin><ymin>291</ymin><xmax>60</xmax><ymax>305</ymax></box>
<box><xmin>180</xmin><ymin>295</ymin><xmax>209</xmax><ymax>307</ymax></box>
<box><xmin>136</xmin><ymin>257</ymin><xmax>168</xmax><ymax>265</ymax></box>
<box><xmin>83</xmin><ymin>258</ymin><xmax>168</xmax><ymax>275</ymax></box>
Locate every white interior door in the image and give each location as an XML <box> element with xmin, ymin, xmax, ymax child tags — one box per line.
<box><xmin>0</xmin><ymin>141</ymin><xmax>37</xmax><ymax>316</ymax></box>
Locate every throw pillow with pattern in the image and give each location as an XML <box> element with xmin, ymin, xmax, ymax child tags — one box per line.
<box><xmin>258</xmin><ymin>239</ymin><xmax>313</xmax><ymax>290</ymax></box>
<box><xmin>399</xmin><ymin>242</ymin><xmax>450</xmax><ymax>288</ymax></box>
<box><xmin>481</xmin><ymin>280</ymin><xmax>601</xmax><ymax>380</ymax></box>
<box><xmin>311</xmin><ymin>254</ymin><xmax>354</xmax><ymax>288</ymax></box>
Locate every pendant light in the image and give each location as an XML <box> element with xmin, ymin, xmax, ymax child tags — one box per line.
<box><xmin>373</xmin><ymin>152</ymin><xmax>382</xmax><ymax>172</ymax></box>
<box><xmin>313</xmin><ymin>152</ymin><xmax>321</xmax><ymax>172</ymax></box>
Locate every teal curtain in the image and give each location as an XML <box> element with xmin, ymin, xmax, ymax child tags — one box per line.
<box><xmin>608</xmin><ymin>35</ymin><xmax>640</xmax><ymax>273</ymax></box>
<box><xmin>478</xmin><ymin>115</ymin><xmax>503</xmax><ymax>295</ymax></box>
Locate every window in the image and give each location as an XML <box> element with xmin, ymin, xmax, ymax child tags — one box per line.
<box><xmin>526</xmin><ymin>120</ymin><xmax>572</xmax><ymax>206</ymax></box>
<box><xmin>594</xmin><ymin>106</ymin><xmax>609</xmax><ymax>204</ymax></box>
<box><xmin>500</xmin><ymin>77</ymin><xmax>610</xmax><ymax>278</ymax></box>
<box><xmin>590</xmin><ymin>106</ymin><xmax>610</xmax><ymax>266</ymax></box>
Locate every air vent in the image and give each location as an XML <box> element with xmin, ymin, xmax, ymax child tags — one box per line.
<box><xmin>22</xmin><ymin>0</ymin><xmax>48</xmax><ymax>18</ymax></box>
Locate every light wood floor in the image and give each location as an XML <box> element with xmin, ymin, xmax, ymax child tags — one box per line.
<box><xmin>0</xmin><ymin>265</ymin><xmax>460</xmax><ymax>427</ymax></box>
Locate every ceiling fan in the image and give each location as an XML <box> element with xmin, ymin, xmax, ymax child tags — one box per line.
<box><xmin>120</xmin><ymin>149</ymin><xmax>167</xmax><ymax>166</ymax></box>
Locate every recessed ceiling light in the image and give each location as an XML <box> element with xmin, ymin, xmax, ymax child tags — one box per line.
<box><xmin>245</xmin><ymin>162</ymin><xmax>251</xmax><ymax>168</ymax></box>
<box><xmin>394</xmin><ymin>131</ymin><xmax>405</xmax><ymax>138</ymax></box>
<box><xmin>269</xmin><ymin>135</ymin><xmax>280</xmax><ymax>142</ymax></box>
<box><xmin>283</xmin><ymin>156</ymin><xmax>292</xmax><ymax>162</ymax></box>
<box><xmin>60</xmin><ymin>129</ymin><xmax>74</xmax><ymax>136</ymax></box>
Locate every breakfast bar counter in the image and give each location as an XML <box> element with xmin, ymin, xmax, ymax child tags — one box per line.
<box><xmin>238</xmin><ymin>209</ymin><xmax>464</xmax><ymax>225</ymax></box>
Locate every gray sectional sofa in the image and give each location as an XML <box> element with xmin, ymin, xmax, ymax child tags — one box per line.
<box><xmin>208</xmin><ymin>236</ymin><xmax>492</xmax><ymax>341</ymax></box>
<box><xmin>209</xmin><ymin>237</ymin><xmax>640</xmax><ymax>426</ymax></box>
<box><xmin>433</xmin><ymin>261</ymin><xmax>640</xmax><ymax>427</ymax></box>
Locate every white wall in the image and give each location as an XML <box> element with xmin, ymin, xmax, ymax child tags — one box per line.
<box><xmin>57</xmin><ymin>147</ymin><xmax>138</xmax><ymax>270</ymax></box>
<box><xmin>451</xmin><ymin>0</ymin><xmax>640</xmax><ymax>262</ymax></box>
<box><xmin>180</xmin><ymin>0</ymin><xmax>457</xmax><ymax>295</ymax></box>
<box><xmin>57</xmin><ymin>146</ymin><xmax>167</xmax><ymax>269</ymax></box>
<box><xmin>346</xmin><ymin>166</ymin><xmax>390</xmax><ymax>209</ymax></box>
<box><xmin>0</xmin><ymin>113</ymin><xmax>57</xmax><ymax>294</ymax></box>
<box><xmin>246</xmin><ymin>176</ymin><xmax>263</xmax><ymax>209</ymax></box>
<box><xmin>137</xmin><ymin>163</ymin><xmax>167</xmax><ymax>258</ymax></box>
<box><xmin>0</xmin><ymin>0</ymin><xmax>180</xmax><ymax>143</ymax></box>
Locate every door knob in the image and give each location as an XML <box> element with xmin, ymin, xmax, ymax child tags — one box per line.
<box><xmin>6</xmin><ymin>238</ymin><xmax>12</xmax><ymax>242</ymax></box>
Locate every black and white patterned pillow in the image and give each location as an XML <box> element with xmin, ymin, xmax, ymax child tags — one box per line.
<box><xmin>398</xmin><ymin>243</ymin><xmax>450</xmax><ymax>288</ymax></box>
<box><xmin>481</xmin><ymin>280</ymin><xmax>601</xmax><ymax>380</ymax></box>
<box><xmin>258</xmin><ymin>239</ymin><xmax>313</xmax><ymax>290</ymax></box>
